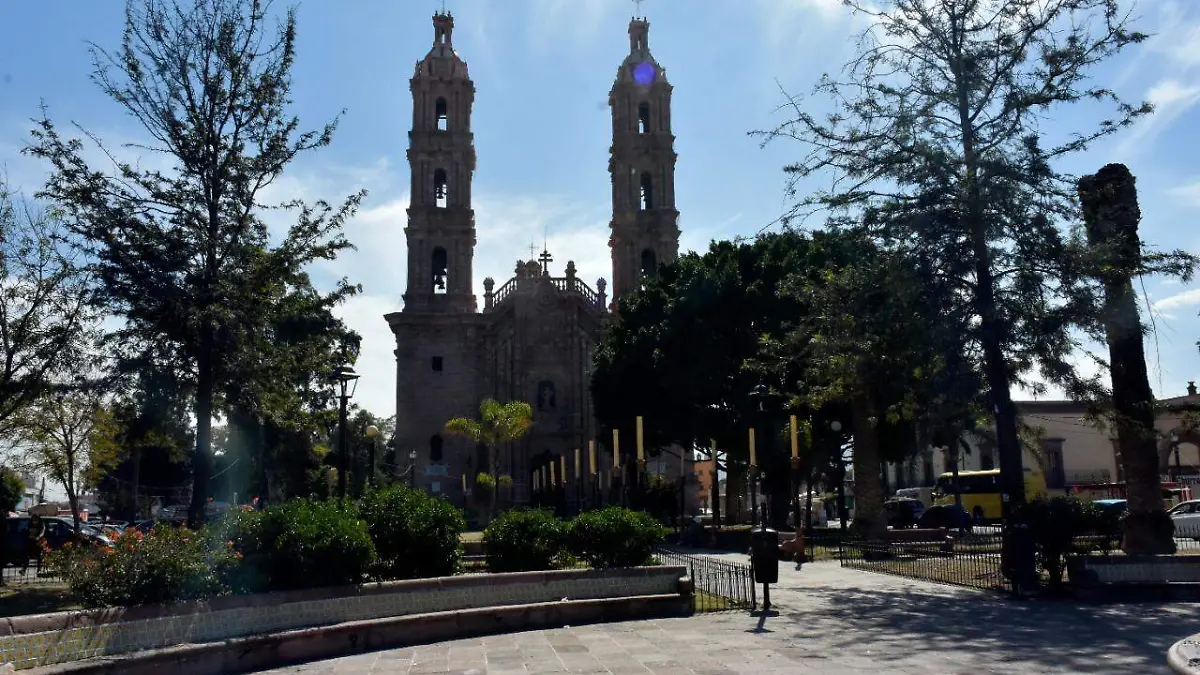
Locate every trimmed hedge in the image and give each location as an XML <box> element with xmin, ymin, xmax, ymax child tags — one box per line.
<box><xmin>359</xmin><ymin>484</ymin><xmax>466</xmax><ymax>579</ymax></box>
<box><xmin>568</xmin><ymin>506</ymin><xmax>667</xmax><ymax>569</ymax></box>
<box><xmin>483</xmin><ymin>508</ymin><xmax>566</xmax><ymax>572</ymax></box>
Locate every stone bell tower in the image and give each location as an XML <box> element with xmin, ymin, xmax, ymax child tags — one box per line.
<box><xmin>607</xmin><ymin>15</ymin><xmax>680</xmax><ymax>305</ymax></box>
<box><xmin>403</xmin><ymin>11</ymin><xmax>478</xmax><ymax>314</ymax></box>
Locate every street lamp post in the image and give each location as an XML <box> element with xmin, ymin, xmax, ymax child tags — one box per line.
<box><xmin>830</xmin><ymin>420</ymin><xmax>845</xmax><ymax>532</ymax></box>
<box><xmin>332</xmin><ymin>366</ymin><xmax>360</xmax><ymax>500</ymax></box>
<box><xmin>365</xmin><ymin>425</ymin><xmax>380</xmax><ymax>487</ymax></box>
<box><xmin>408</xmin><ymin>449</ymin><xmax>419</xmax><ymax>488</ymax></box>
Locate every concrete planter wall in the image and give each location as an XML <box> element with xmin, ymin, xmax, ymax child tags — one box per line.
<box><xmin>1067</xmin><ymin>555</ymin><xmax>1200</xmax><ymax>601</ymax></box>
<box><xmin>1</xmin><ymin>566</ymin><xmax>687</xmax><ymax>671</ymax></box>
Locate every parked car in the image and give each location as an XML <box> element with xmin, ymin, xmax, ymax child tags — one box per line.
<box><xmin>1168</xmin><ymin>500</ymin><xmax>1200</xmax><ymax>540</ymax></box>
<box><xmin>3</xmin><ymin>516</ymin><xmax>112</xmax><ymax>563</ymax></box>
<box><xmin>883</xmin><ymin>498</ymin><xmax>926</xmax><ymax>529</ymax></box>
<box><xmin>917</xmin><ymin>504</ymin><xmax>973</xmax><ymax>532</ymax></box>
<box><xmin>1092</xmin><ymin>498</ymin><xmax>1128</xmax><ymax>515</ymax></box>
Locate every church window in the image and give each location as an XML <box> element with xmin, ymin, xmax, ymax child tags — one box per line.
<box><xmin>432</xmin><ymin>356</ymin><xmax>444</xmax><ymax>372</ymax></box>
<box><xmin>639</xmin><ymin>172</ymin><xmax>653</xmax><ymax>210</ymax></box>
<box><xmin>435</xmin><ymin>97</ymin><xmax>448</xmax><ymax>131</ymax></box>
<box><xmin>432</xmin><ymin>246</ymin><xmax>449</xmax><ymax>293</ymax></box>
<box><xmin>433</xmin><ymin>168</ymin><xmax>448</xmax><ymax>208</ymax></box>
<box><xmin>638</xmin><ymin>102</ymin><xmax>650</xmax><ymax>134</ymax></box>
<box><xmin>429</xmin><ymin>434</ymin><xmax>444</xmax><ymax>463</ymax></box>
<box><xmin>640</xmin><ymin>248</ymin><xmax>657</xmax><ymax>282</ymax></box>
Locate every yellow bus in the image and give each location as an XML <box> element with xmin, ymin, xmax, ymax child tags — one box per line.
<box><xmin>933</xmin><ymin>468</ymin><xmax>1049</xmax><ymax>523</ymax></box>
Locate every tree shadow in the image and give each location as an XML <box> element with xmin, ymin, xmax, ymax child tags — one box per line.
<box><xmin>759</xmin><ymin>583</ymin><xmax>1193</xmax><ymax>673</ymax></box>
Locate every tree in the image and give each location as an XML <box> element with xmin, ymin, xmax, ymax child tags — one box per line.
<box><xmin>1077</xmin><ymin>164</ymin><xmax>1175</xmax><ymax>553</ymax></box>
<box><xmin>0</xmin><ymin>179</ymin><xmax>95</xmax><ymax>435</ymax></box>
<box><xmin>753</xmin><ymin>0</ymin><xmax>1194</xmax><ymax>575</ymax></box>
<box><xmin>27</xmin><ymin>0</ymin><xmax>364</xmax><ymax>527</ymax></box>
<box><xmin>444</xmin><ymin>399</ymin><xmax>533</xmax><ymax>520</ymax></box>
<box><xmin>592</xmin><ymin>233</ymin><xmax>813</xmax><ymax>525</ymax></box>
<box><xmin>0</xmin><ymin>466</ymin><xmax>24</xmax><ymax>514</ymax></box>
<box><xmin>13</xmin><ymin>383</ymin><xmax>111</xmax><ymax>532</ymax></box>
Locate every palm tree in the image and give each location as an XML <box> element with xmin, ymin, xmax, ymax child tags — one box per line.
<box><xmin>445</xmin><ymin>399</ymin><xmax>533</xmax><ymax>522</ymax></box>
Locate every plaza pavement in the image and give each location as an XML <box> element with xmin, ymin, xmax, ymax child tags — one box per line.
<box><xmin>252</xmin><ymin>556</ymin><xmax>1199</xmax><ymax>674</ymax></box>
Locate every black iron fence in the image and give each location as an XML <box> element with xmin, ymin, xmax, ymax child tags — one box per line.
<box><xmin>839</xmin><ymin>532</ymin><xmax>1011</xmax><ymax>593</ymax></box>
<box><xmin>656</xmin><ymin>546</ymin><xmax>755</xmax><ymax>612</ymax></box>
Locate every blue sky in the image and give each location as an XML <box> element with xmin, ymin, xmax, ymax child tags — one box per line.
<box><xmin>1</xmin><ymin>0</ymin><xmax>1198</xmax><ymax>419</ymax></box>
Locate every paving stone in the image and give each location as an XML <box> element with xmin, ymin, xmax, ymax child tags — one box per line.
<box><xmin>249</xmin><ymin>560</ymin><xmax>1196</xmax><ymax>675</ymax></box>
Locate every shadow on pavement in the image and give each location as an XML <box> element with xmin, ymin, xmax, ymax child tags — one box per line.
<box><xmin>754</xmin><ymin>583</ymin><xmax>1192</xmax><ymax>674</ymax></box>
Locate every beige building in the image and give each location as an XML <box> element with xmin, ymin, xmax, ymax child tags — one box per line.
<box><xmin>385</xmin><ymin>12</ymin><xmax>680</xmax><ymax>509</ymax></box>
<box><xmin>887</xmin><ymin>382</ymin><xmax>1200</xmax><ymax>492</ymax></box>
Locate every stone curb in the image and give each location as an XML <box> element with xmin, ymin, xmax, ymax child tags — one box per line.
<box><xmin>23</xmin><ymin>594</ymin><xmax>690</xmax><ymax>675</ymax></box>
<box><xmin>1168</xmin><ymin>634</ymin><xmax>1200</xmax><ymax>674</ymax></box>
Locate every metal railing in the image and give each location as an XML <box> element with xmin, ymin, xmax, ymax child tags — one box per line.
<box><xmin>840</xmin><ymin>532</ymin><xmax>1012</xmax><ymax>593</ymax></box>
<box><xmin>656</xmin><ymin>546</ymin><xmax>755</xmax><ymax>613</ymax></box>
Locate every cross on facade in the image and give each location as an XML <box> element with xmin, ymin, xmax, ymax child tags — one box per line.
<box><xmin>538</xmin><ymin>247</ymin><xmax>554</xmax><ymax>271</ymax></box>
<box><xmin>528</xmin><ymin>242</ymin><xmax>538</xmax><ymax>260</ymax></box>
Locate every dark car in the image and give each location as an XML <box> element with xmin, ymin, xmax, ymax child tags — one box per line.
<box><xmin>3</xmin><ymin>516</ymin><xmax>111</xmax><ymax>564</ymax></box>
<box><xmin>918</xmin><ymin>504</ymin><xmax>973</xmax><ymax>532</ymax></box>
<box><xmin>884</xmin><ymin>498</ymin><xmax>926</xmax><ymax>529</ymax></box>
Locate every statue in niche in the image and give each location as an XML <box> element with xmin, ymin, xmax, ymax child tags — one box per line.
<box><xmin>537</xmin><ymin>380</ymin><xmax>557</xmax><ymax>410</ymax></box>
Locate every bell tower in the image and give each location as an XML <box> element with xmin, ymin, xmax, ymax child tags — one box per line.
<box><xmin>608</xmin><ymin>15</ymin><xmax>680</xmax><ymax>304</ymax></box>
<box><xmin>403</xmin><ymin>11</ymin><xmax>477</xmax><ymax>314</ymax></box>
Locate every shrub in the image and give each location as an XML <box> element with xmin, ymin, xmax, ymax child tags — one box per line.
<box><xmin>233</xmin><ymin>499</ymin><xmax>375</xmax><ymax>592</ymax></box>
<box><xmin>483</xmin><ymin>508</ymin><xmax>566</xmax><ymax>572</ymax></box>
<box><xmin>1012</xmin><ymin>496</ymin><xmax>1126</xmax><ymax>591</ymax></box>
<box><xmin>568</xmin><ymin>506</ymin><xmax>667</xmax><ymax>568</ymax></box>
<box><xmin>358</xmin><ymin>485</ymin><xmax>466</xmax><ymax>579</ymax></box>
<box><xmin>46</xmin><ymin>526</ymin><xmax>236</xmax><ymax>608</ymax></box>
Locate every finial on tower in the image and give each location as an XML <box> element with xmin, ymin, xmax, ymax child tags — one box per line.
<box><xmin>633</xmin><ymin>0</ymin><xmax>646</xmax><ymax>17</ymax></box>
<box><xmin>432</xmin><ymin>8</ymin><xmax>454</xmax><ymax>45</ymax></box>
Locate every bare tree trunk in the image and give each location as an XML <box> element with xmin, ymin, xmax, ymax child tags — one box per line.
<box><xmin>850</xmin><ymin>394</ymin><xmax>886</xmax><ymax>540</ymax></box>
<box><xmin>1079</xmin><ymin>164</ymin><xmax>1174</xmax><ymax>555</ymax></box>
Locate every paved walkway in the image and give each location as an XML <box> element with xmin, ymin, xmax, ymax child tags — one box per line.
<box><xmin>253</xmin><ymin>558</ymin><xmax>1199</xmax><ymax>674</ymax></box>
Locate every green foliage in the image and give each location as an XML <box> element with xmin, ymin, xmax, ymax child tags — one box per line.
<box><xmin>1011</xmin><ymin>497</ymin><xmax>1125</xmax><ymax>590</ymax></box>
<box><xmin>358</xmin><ymin>485</ymin><xmax>465</xmax><ymax>580</ymax></box>
<box><xmin>45</xmin><ymin>526</ymin><xmax>237</xmax><ymax>608</ymax></box>
<box><xmin>483</xmin><ymin>509</ymin><xmax>568</xmax><ymax>572</ymax></box>
<box><xmin>0</xmin><ymin>467</ymin><xmax>24</xmax><ymax>513</ymax></box>
<box><xmin>232</xmin><ymin>499</ymin><xmax>375</xmax><ymax>592</ymax></box>
<box><xmin>27</xmin><ymin>0</ymin><xmax>364</xmax><ymax>527</ymax></box>
<box><xmin>568</xmin><ymin>507</ymin><xmax>667</xmax><ymax>569</ymax></box>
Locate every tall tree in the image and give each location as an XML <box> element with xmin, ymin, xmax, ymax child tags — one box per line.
<box><xmin>444</xmin><ymin>399</ymin><xmax>533</xmax><ymax>521</ymax></box>
<box><xmin>753</xmin><ymin>0</ymin><xmax>1192</xmax><ymax>577</ymax></box>
<box><xmin>1077</xmin><ymin>164</ymin><xmax>1175</xmax><ymax>553</ymax></box>
<box><xmin>27</xmin><ymin>0</ymin><xmax>363</xmax><ymax>526</ymax></box>
<box><xmin>0</xmin><ymin>180</ymin><xmax>95</xmax><ymax>435</ymax></box>
<box><xmin>13</xmin><ymin>380</ymin><xmax>111</xmax><ymax>533</ymax></box>
<box><xmin>0</xmin><ymin>466</ymin><xmax>24</xmax><ymax>514</ymax></box>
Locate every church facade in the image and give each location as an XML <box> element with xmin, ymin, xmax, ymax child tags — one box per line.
<box><xmin>385</xmin><ymin>11</ymin><xmax>680</xmax><ymax>508</ymax></box>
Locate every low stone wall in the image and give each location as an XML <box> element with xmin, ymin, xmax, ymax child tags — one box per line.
<box><xmin>1</xmin><ymin>566</ymin><xmax>686</xmax><ymax>671</ymax></box>
<box><xmin>1067</xmin><ymin>555</ymin><xmax>1200</xmax><ymax>602</ymax></box>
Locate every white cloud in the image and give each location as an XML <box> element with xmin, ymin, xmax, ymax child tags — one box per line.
<box><xmin>1153</xmin><ymin>287</ymin><xmax>1200</xmax><ymax>312</ymax></box>
<box><xmin>1167</xmin><ymin>178</ymin><xmax>1200</xmax><ymax>206</ymax></box>
<box><xmin>1115</xmin><ymin>78</ymin><xmax>1200</xmax><ymax>155</ymax></box>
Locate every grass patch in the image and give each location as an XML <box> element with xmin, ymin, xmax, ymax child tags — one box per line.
<box><xmin>0</xmin><ymin>583</ymin><xmax>78</xmax><ymax>617</ymax></box>
<box><xmin>693</xmin><ymin>589</ymin><xmax>733</xmax><ymax>613</ymax></box>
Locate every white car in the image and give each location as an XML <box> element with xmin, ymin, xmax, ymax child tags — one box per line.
<box><xmin>1168</xmin><ymin>500</ymin><xmax>1200</xmax><ymax>539</ymax></box>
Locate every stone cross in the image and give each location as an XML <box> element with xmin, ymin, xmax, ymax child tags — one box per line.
<box><xmin>538</xmin><ymin>248</ymin><xmax>554</xmax><ymax>273</ymax></box>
